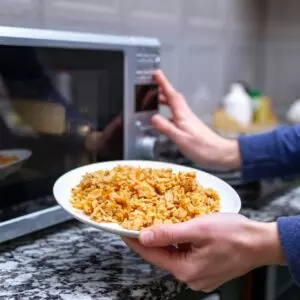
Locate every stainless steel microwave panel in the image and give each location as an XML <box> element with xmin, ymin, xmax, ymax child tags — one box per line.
<box><xmin>127</xmin><ymin>44</ymin><xmax>161</xmax><ymax>160</ymax></box>
<box><xmin>0</xmin><ymin>26</ymin><xmax>161</xmax><ymax>161</ymax></box>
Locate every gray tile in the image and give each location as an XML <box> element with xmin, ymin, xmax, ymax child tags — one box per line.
<box><xmin>0</xmin><ymin>0</ymin><xmax>42</xmax><ymax>28</ymax></box>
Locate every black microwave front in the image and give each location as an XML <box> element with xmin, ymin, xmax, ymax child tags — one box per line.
<box><xmin>0</xmin><ymin>26</ymin><xmax>160</xmax><ymax>242</ymax></box>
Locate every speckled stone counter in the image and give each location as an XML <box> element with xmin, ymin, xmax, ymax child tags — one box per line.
<box><xmin>1</xmin><ymin>186</ymin><xmax>300</xmax><ymax>300</ymax></box>
<box><xmin>242</xmin><ymin>185</ymin><xmax>300</xmax><ymax>221</ymax></box>
<box><xmin>0</xmin><ymin>223</ymin><xmax>183</xmax><ymax>300</ymax></box>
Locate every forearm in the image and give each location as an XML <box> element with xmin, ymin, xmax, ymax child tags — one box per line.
<box><xmin>247</xmin><ymin>221</ymin><xmax>285</xmax><ymax>267</ymax></box>
<box><xmin>240</xmin><ymin>220</ymin><xmax>285</xmax><ymax>269</ymax></box>
<box><xmin>218</xmin><ymin>139</ymin><xmax>241</xmax><ymax>170</ymax></box>
<box><xmin>244</xmin><ymin>218</ymin><xmax>300</xmax><ymax>287</ymax></box>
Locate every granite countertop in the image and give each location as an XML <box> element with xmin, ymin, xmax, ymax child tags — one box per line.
<box><xmin>1</xmin><ymin>186</ymin><xmax>300</xmax><ymax>300</ymax></box>
<box><xmin>242</xmin><ymin>185</ymin><xmax>300</xmax><ymax>221</ymax></box>
<box><xmin>0</xmin><ymin>222</ymin><xmax>184</xmax><ymax>300</ymax></box>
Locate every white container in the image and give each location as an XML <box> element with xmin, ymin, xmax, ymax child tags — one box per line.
<box><xmin>287</xmin><ymin>99</ymin><xmax>300</xmax><ymax>123</ymax></box>
<box><xmin>223</xmin><ymin>83</ymin><xmax>253</xmax><ymax>125</ymax></box>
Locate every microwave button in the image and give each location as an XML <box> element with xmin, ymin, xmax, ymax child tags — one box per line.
<box><xmin>135</xmin><ymin>121</ymin><xmax>153</xmax><ymax>132</ymax></box>
<box><xmin>135</xmin><ymin>136</ymin><xmax>157</xmax><ymax>159</ymax></box>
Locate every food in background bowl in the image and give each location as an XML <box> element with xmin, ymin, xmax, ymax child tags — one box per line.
<box><xmin>70</xmin><ymin>165</ymin><xmax>220</xmax><ymax>231</ymax></box>
<box><xmin>0</xmin><ymin>149</ymin><xmax>32</xmax><ymax>180</ymax></box>
<box><xmin>0</xmin><ymin>154</ymin><xmax>19</xmax><ymax>166</ymax></box>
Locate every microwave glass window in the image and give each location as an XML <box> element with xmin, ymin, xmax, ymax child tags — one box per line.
<box><xmin>0</xmin><ymin>45</ymin><xmax>124</xmax><ymax>206</ymax></box>
<box><xmin>135</xmin><ymin>84</ymin><xmax>159</xmax><ymax>112</ymax></box>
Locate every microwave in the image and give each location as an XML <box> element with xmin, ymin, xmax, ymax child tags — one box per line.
<box><xmin>0</xmin><ymin>26</ymin><xmax>160</xmax><ymax>242</ymax></box>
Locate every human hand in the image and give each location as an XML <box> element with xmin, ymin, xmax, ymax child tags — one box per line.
<box><xmin>84</xmin><ymin>114</ymin><xmax>122</xmax><ymax>156</ymax></box>
<box><xmin>152</xmin><ymin>70</ymin><xmax>241</xmax><ymax>169</ymax></box>
<box><xmin>123</xmin><ymin>213</ymin><xmax>285</xmax><ymax>293</ymax></box>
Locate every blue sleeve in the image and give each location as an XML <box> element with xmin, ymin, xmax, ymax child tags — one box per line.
<box><xmin>239</xmin><ymin>126</ymin><xmax>300</xmax><ymax>284</ymax></box>
<box><xmin>278</xmin><ymin>216</ymin><xmax>300</xmax><ymax>285</ymax></box>
<box><xmin>238</xmin><ymin>125</ymin><xmax>300</xmax><ymax>180</ymax></box>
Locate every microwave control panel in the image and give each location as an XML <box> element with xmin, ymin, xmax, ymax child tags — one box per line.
<box><xmin>132</xmin><ymin>45</ymin><xmax>160</xmax><ymax>160</ymax></box>
<box><xmin>135</xmin><ymin>46</ymin><xmax>160</xmax><ymax>85</ymax></box>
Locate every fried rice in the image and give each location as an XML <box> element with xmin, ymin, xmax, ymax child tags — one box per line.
<box><xmin>71</xmin><ymin>165</ymin><xmax>220</xmax><ymax>231</ymax></box>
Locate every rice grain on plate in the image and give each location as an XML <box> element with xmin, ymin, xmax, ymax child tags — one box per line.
<box><xmin>71</xmin><ymin>165</ymin><xmax>220</xmax><ymax>231</ymax></box>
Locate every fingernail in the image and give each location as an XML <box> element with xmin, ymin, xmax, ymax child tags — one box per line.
<box><xmin>140</xmin><ymin>230</ymin><xmax>154</xmax><ymax>245</ymax></box>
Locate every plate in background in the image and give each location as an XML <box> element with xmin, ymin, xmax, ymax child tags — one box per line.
<box><xmin>53</xmin><ymin>160</ymin><xmax>241</xmax><ymax>238</ymax></box>
<box><xmin>0</xmin><ymin>149</ymin><xmax>32</xmax><ymax>180</ymax></box>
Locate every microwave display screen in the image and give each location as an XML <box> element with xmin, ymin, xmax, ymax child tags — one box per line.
<box><xmin>0</xmin><ymin>45</ymin><xmax>124</xmax><ymax>208</ymax></box>
<box><xmin>135</xmin><ymin>84</ymin><xmax>158</xmax><ymax>112</ymax></box>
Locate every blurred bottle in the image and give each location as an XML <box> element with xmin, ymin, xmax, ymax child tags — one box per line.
<box><xmin>287</xmin><ymin>99</ymin><xmax>300</xmax><ymax>124</ymax></box>
<box><xmin>254</xmin><ymin>96</ymin><xmax>277</xmax><ymax>125</ymax></box>
<box><xmin>249</xmin><ymin>89</ymin><xmax>262</xmax><ymax>119</ymax></box>
<box><xmin>222</xmin><ymin>83</ymin><xmax>253</xmax><ymax>126</ymax></box>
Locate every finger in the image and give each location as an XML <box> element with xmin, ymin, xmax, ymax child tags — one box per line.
<box><xmin>139</xmin><ymin>220</ymin><xmax>198</xmax><ymax>247</ymax></box>
<box><xmin>154</xmin><ymin>70</ymin><xmax>189</xmax><ymax>113</ymax></box>
<box><xmin>123</xmin><ymin>238</ymin><xmax>178</xmax><ymax>274</ymax></box>
<box><xmin>154</xmin><ymin>70</ymin><xmax>178</xmax><ymax>98</ymax></box>
<box><xmin>159</xmin><ymin>93</ymin><xmax>168</xmax><ymax>104</ymax></box>
<box><xmin>139</xmin><ymin>216</ymin><xmax>215</xmax><ymax>248</ymax></box>
<box><xmin>151</xmin><ymin>114</ymin><xmax>187</xmax><ymax>144</ymax></box>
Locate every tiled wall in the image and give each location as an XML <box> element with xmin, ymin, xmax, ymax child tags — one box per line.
<box><xmin>0</xmin><ymin>0</ymin><xmax>265</xmax><ymax>117</ymax></box>
<box><xmin>263</xmin><ymin>0</ymin><xmax>300</xmax><ymax>114</ymax></box>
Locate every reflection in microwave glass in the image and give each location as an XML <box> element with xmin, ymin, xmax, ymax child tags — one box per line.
<box><xmin>135</xmin><ymin>84</ymin><xmax>158</xmax><ymax>112</ymax></box>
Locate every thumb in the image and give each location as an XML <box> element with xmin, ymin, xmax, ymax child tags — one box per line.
<box><xmin>152</xmin><ymin>114</ymin><xmax>187</xmax><ymax>144</ymax></box>
<box><xmin>139</xmin><ymin>221</ymin><xmax>196</xmax><ymax>247</ymax></box>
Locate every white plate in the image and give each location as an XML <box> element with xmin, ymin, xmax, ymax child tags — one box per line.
<box><xmin>0</xmin><ymin>149</ymin><xmax>32</xmax><ymax>180</ymax></box>
<box><xmin>53</xmin><ymin>160</ymin><xmax>241</xmax><ymax>238</ymax></box>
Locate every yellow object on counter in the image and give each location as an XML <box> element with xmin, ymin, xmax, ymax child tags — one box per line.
<box><xmin>253</xmin><ymin>96</ymin><xmax>278</xmax><ymax>125</ymax></box>
<box><xmin>213</xmin><ymin>108</ymin><xmax>278</xmax><ymax>137</ymax></box>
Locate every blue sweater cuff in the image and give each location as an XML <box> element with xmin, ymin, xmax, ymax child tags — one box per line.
<box><xmin>278</xmin><ymin>216</ymin><xmax>300</xmax><ymax>285</ymax></box>
<box><xmin>238</xmin><ymin>131</ymin><xmax>279</xmax><ymax>180</ymax></box>
<box><xmin>238</xmin><ymin>125</ymin><xmax>300</xmax><ymax>180</ymax></box>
